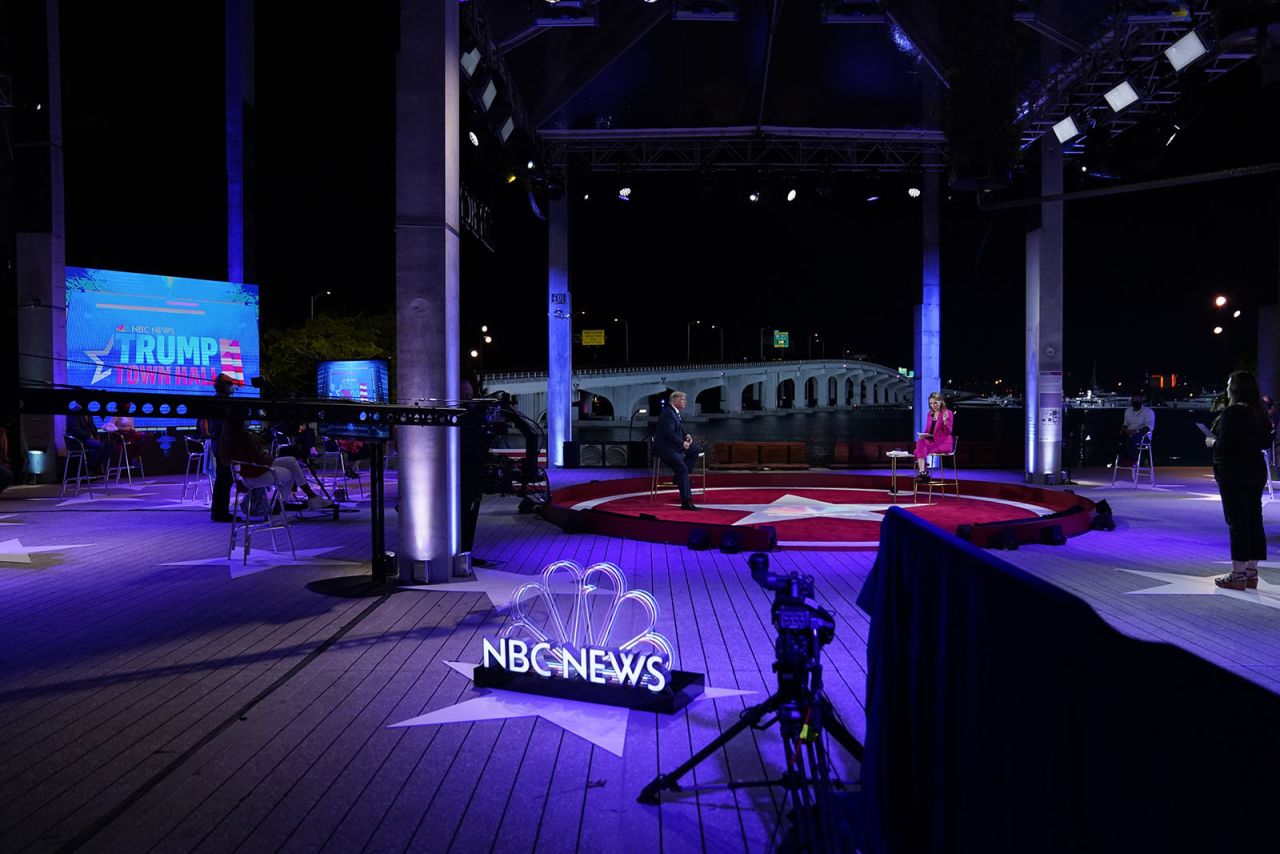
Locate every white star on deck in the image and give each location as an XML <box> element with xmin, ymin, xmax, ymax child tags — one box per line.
<box><xmin>1118</xmin><ymin>568</ymin><xmax>1280</xmax><ymax>610</ymax></box>
<box><xmin>56</xmin><ymin>490</ymin><xmax>159</xmax><ymax>508</ymax></box>
<box><xmin>402</xmin><ymin>567</ymin><xmax>604</xmax><ymax>610</ymax></box>
<box><xmin>698</xmin><ymin>493</ymin><xmax>896</xmax><ymax>526</ymax></box>
<box><xmin>0</xmin><ymin>538</ymin><xmax>94</xmax><ymax>565</ymax></box>
<box><xmin>162</xmin><ymin>546</ymin><xmax>361</xmax><ymax>579</ymax></box>
<box><xmin>389</xmin><ymin>660</ymin><xmax>754</xmax><ymax>757</ymax></box>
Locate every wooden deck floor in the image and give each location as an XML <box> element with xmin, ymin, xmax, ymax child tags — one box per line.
<box><xmin>1</xmin><ymin>465</ymin><xmax>1277</xmax><ymax>852</ymax></box>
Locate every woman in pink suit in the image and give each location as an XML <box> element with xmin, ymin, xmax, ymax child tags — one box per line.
<box><xmin>914</xmin><ymin>392</ymin><xmax>954</xmax><ymax>482</ymax></box>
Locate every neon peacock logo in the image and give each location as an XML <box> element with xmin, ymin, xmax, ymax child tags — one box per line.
<box><xmin>481</xmin><ymin>560</ymin><xmax>675</xmax><ymax>693</ymax></box>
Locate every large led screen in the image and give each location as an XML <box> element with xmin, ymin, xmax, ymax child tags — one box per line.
<box><xmin>65</xmin><ymin>267</ymin><xmax>261</xmax><ymax>397</ymax></box>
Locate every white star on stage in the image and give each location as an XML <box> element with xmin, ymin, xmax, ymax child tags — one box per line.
<box><xmin>402</xmin><ymin>567</ymin><xmax>605</xmax><ymax>610</ymax></box>
<box><xmin>388</xmin><ymin>660</ymin><xmax>754</xmax><ymax>757</ymax></box>
<box><xmin>161</xmin><ymin>546</ymin><xmax>361</xmax><ymax>579</ymax></box>
<box><xmin>698</xmin><ymin>493</ymin><xmax>896</xmax><ymax>526</ymax></box>
<box><xmin>1118</xmin><ymin>567</ymin><xmax>1280</xmax><ymax>610</ymax></box>
<box><xmin>0</xmin><ymin>538</ymin><xmax>94</xmax><ymax>565</ymax></box>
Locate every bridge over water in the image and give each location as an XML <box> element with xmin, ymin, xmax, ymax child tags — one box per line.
<box><xmin>484</xmin><ymin>358</ymin><xmax>913</xmax><ymax>424</ymax></box>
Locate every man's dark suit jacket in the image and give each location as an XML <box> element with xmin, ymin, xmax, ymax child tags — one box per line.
<box><xmin>654</xmin><ymin>405</ymin><xmax>686</xmax><ymax>459</ymax></box>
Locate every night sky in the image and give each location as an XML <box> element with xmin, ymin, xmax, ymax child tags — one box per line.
<box><xmin>40</xmin><ymin>4</ymin><xmax>1280</xmax><ymax>397</ymax></box>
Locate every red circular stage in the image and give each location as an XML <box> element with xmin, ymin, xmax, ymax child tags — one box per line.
<box><xmin>543</xmin><ymin>472</ymin><xmax>1098</xmax><ymax>551</ymax></box>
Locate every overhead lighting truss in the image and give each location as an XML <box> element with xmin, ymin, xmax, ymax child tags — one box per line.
<box><xmin>1016</xmin><ymin>7</ymin><xmax>1255</xmax><ymax>150</ymax></box>
<box><xmin>538</xmin><ymin>127</ymin><xmax>947</xmax><ymax>173</ymax></box>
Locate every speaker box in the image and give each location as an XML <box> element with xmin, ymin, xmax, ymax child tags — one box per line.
<box><xmin>564</xmin><ymin>441</ymin><xmax>646</xmax><ymax>468</ymax></box>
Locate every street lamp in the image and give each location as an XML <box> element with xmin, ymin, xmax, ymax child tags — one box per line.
<box><xmin>310</xmin><ymin>290</ymin><xmax>332</xmax><ymax>319</ymax></box>
<box><xmin>628</xmin><ymin>407</ymin><xmax>648</xmax><ymax>441</ymax></box>
<box><xmin>686</xmin><ymin>320</ymin><xmax>701</xmax><ymax>362</ymax></box>
<box><xmin>808</xmin><ymin>332</ymin><xmax>824</xmax><ymax>359</ymax></box>
<box><xmin>613</xmin><ymin>317</ymin><xmax>630</xmax><ymax>363</ymax></box>
<box><xmin>710</xmin><ymin>323</ymin><xmax>725</xmax><ymax>361</ymax></box>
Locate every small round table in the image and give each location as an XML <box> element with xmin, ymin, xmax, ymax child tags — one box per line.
<box><xmin>885</xmin><ymin>450</ymin><xmax>915</xmax><ymax>501</ymax></box>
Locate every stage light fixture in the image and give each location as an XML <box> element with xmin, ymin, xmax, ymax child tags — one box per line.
<box><xmin>535</xmin><ymin>0</ymin><xmax>598</xmax><ymax>26</ymax></box>
<box><xmin>786</xmin><ymin>188</ymin><xmax>797</xmax><ymax>201</ymax></box>
<box><xmin>480</xmin><ymin>79</ymin><xmax>498</xmax><ymax>111</ymax></box>
<box><xmin>1052</xmin><ymin>115</ymin><xmax>1082</xmax><ymax>144</ymax></box>
<box><xmin>1215</xmin><ymin>295</ymin><xmax>1227</xmax><ymax>307</ymax></box>
<box><xmin>1166</xmin><ymin>29</ymin><xmax>1209</xmax><ymax>70</ymax></box>
<box><xmin>1038</xmin><ymin>524</ymin><xmax>1067</xmax><ymax>546</ymax></box>
<box><xmin>1213</xmin><ymin>326</ymin><xmax>1223</xmax><ymax>335</ymax></box>
<box><xmin>990</xmin><ymin>529</ymin><xmax>1020</xmax><ymax>550</ymax></box>
<box><xmin>687</xmin><ymin>528</ymin><xmax>712</xmax><ymax>550</ymax></box>
<box><xmin>461</xmin><ymin>47</ymin><xmax>482</xmax><ymax>78</ymax></box>
<box><xmin>468</xmin><ymin>131</ymin><xmax>480</xmax><ymax>147</ymax></box>
<box><xmin>748</xmin><ymin>191</ymin><xmax>760</xmax><ymax>202</ymax></box>
<box><xmin>618</xmin><ymin>186</ymin><xmax>632</xmax><ymax>201</ymax></box>
<box><xmin>470</xmin><ymin>349</ymin><xmax>479</xmax><ymax>358</ymax></box>
<box><xmin>1233</xmin><ymin>310</ymin><xmax>1241</xmax><ymax>318</ymax></box>
<box><xmin>1104</xmin><ymin>80</ymin><xmax>1141</xmax><ymax>112</ymax></box>
<box><xmin>865</xmin><ymin>194</ymin><xmax>880</xmax><ymax>202</ymax></box>
<box><xmin>718</xmin><ymin>531</ymin><xmax>743</xmax><ymax>553</ymax></box>
<box><xmin>583</xmin><ymin>193</ymin><xmax>590</xmax><ymax>200</ymax></box>
<box><xmin>907</xmin><ymin>186</ymin><xmax>921</xmax><ymax>198</ymax></box>
<box><xmin>820</xmin><ymin>1</ymin><xmax>886</xmax><ymax>24</ymax></box>
<box><xmin>673</xmin><ymin>1</ymin><xmax>740</xmax><ymax>22</ymax></box>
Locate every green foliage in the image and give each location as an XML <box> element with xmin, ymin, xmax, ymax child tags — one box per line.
<box><xmin>261</xmin><ymin>313</ymin><xmax>395</xmax><ymax>397</ymax></box>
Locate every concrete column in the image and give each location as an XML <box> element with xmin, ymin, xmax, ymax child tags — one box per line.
<box><xmin>915</xmin><ymin>170</ymin><xmax>942</xmax><ymax>434</ymax></box>
<box><xmin>762</xmin><ymin>374</ymin><xmax>778</xmax><ymax>410</ymax></box>
<box><xmin>16</xmin><ymin>0</ymin><xmax>66</xmax><ymax>471</ymax></box>
<box><xmin>1026</xmin><ymin>139</ymin><xmax>1065</xmax><ymax>484</ymax></box>
<box><xmin>225</xmin><ymin>0</ymin><xmax>254</xmax><ymax>282</ymax></box>
<box><xmin>547</xmin><ymin>198</ymin><xmax>572</xmax><ymax>466</ymax></box>
<box><xmin>395</xmin><ymin>0</ymin><xmax>461</xmax><ymax>583</ymax></box>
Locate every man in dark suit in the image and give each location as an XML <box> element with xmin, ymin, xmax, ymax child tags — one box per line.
<box><xmin>209</xmin><ymin>373</ymin><xmax>237</xmax><ymax>522</ymax></box>
<box><xmin>654</xmin><ymin>390</ymin><xmax>701</xmax><ymax>511</ymax></box>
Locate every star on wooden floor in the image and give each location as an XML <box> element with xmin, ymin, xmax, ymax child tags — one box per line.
<box><xmin>389</xmin><ymin>660</ymin><xmax>754</xmax><ymax>757</ymax></box>
<box><xmin>1118</xmin><ymin>567</ymin><xmax>1280</xmax><ymax>610</ymax></box>
<box><xmin>0</xmin><ymin>538</ymin><xmax>94</xmax><ymax>565</ymax></box>
<box><xmin>162</xmin><ymin>546</ymin><xmax>362</xmax><ymax>579</ymax></box>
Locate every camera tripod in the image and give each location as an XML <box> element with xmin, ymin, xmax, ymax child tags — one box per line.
<box><xmin>637</xmin><ymin>660</ymin><xmax>863</xmax><ymax>852</ymax></box>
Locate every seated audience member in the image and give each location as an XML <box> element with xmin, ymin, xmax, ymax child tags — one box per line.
<box><xmin>66</xmin><ymin>411</ymin><xmax>108</xmax><ymax>471</ymax></box>
<box><xmin>221</xmin><ymin>417</ymin><xmax>333</xmax><ymax>511</ymax></box>
<box><xmin>0</xmin><ymin>428</ymin><xmax>12</xmax><ymax>494</ymax></box>
<box><xmin>1117</xmin><ymin>394</ymin><xmax>1155</xmax><ymax>467</ymax></box>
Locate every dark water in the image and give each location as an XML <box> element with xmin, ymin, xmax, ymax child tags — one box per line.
<box><xmin>575</xmin><ymin>406</ymin><xmax>1216</xmax><ymax>469</ymax></box>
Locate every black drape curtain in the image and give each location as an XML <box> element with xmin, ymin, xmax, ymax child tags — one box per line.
<box><xmin>856</xmin><ymin>507</ymin><xmax>1280</xmax><ymax>853</ymax></box>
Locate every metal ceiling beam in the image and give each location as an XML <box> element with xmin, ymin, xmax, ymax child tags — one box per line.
<box><xmin>539</xmin><ymin>126</ymin><xmax>947</xmax><ymax>173</ymax></box>
<box><xmin>462</xmin><ymin>1</ymin><xmax>536</xmax><ymax>142</ymax></box>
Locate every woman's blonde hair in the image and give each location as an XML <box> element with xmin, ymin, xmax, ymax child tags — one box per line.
<box><xmin>927</xmin><ymin>391</ymin><xmax>948</xmax><ymax>411</ymax></box>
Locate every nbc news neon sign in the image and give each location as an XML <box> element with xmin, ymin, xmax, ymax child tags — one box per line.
<box><xmin>473</xmin><ymin>560</ymin><xmax>703</xmax><ymax>712</ymax></box>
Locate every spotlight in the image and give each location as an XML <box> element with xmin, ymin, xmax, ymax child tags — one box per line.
<box><xmin>865</xmin><ymin>195</ymin><xmax>880</xmax><ymax>202</ymax></box>
<box><xmin>1103</xmin><ymin>80</ymin><xmax>1141</xmax><ymax>112</ymax></box>
<box><xmin>907</xmin><ymin>186</ymin><xmax>921</xmax><ymax>198</ymax></box>
<box><xmin>1165</xmin><ymin>29</ymin><xmax>1209</xmax><ymax>71</ymax></box>
<box><xmin>583</xmin><ymin>193</ymin><xmax>590</xmax><ymax>200</ymax></box>
<box><xmin>527</xmin><ymin>160</ymin><xmax>535</xmax><ymax>169</ymax></box>
<box><xmin>1213</xmin><ymin>326</ymin><xmax>1223</xmax><ymax>335</ymax></box>
<box><xmin>1052</xmin><ymin>115</ymin><xmax>1082</xmax><ymax>144</ymax></box>
<box><xmin>1233</xmin><ymin>310</ymin><xmax>1242</xmax><ymax>318</ymax></box>
<box><xmin>483</xmin><ymin>335</ymin><xmax>493</xmax><ymax>344</ymax></box>
<box><xmin>1215</xmin><ymin>295</ymin><xmax>1227</xmax><ymax>307</ymax></box>
<box><xmin>481</xmin><ymin>325</ymin><xmax>488</xmax><ymax>332</ymax></box>
<box><xmin>505</xmin><ymin>173</ymin><xmax>518</xmax><ymax>184</ymax></box>
<box><xmin>480</xmin><ymin>79</ymin><xmax>498</xmax><ymax>111</ymax></box>
<box><xmin>468</xmin><ymin>131</ymin><xmax>480</xmax><ymax>147</ymax></box>
<box><xmin>786</xmin><ymin>188</ymin><xmax>797</xmax><ymax>201</ymax></box>
<box><xmin>1038</xmin><ymin>524</ymin><xmax>1067</xmax><ymax>546</ymax></box>
<box><xmin>470</xmin><ymin>349</ymin><xmax>479</xmax><ymax>358</ymax></box>
<box><xmin>460</xmin><ymin>47</ymin><xmax>482</xmax><ymax>78</ymax></box>
<box><xmin>718</xmin><ymin>531</ymin><xmax>743</xmax><ymax>554</ymax></box>
<box><xmin>1091</xmin><ymin>499</ymin><xmax>1116</xmax><ymax>531</ymax></box>
<box><xmin>748</xmin><ymin>191</ymin><xmax>760</xmax><ymax>202</ymax></box>
<box><xmin>618</xmin><ymin>186</ymin><xmax>632</xmax><ymax>201</ymax></box>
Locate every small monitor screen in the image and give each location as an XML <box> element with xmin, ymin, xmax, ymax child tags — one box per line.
<box><xmin>316</xmin><ymin>360</ymin><xmax>391</xmax><ymax>439</ymax></box>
